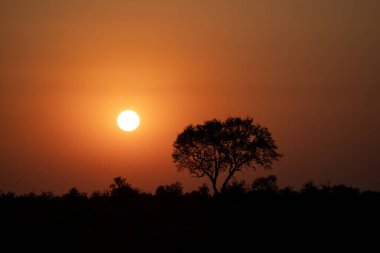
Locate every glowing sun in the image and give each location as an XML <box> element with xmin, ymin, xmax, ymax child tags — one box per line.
<box><xmin>117</xmin><ymin>110</ymin><xmax>140</xmax><ymax>132</ymax></box>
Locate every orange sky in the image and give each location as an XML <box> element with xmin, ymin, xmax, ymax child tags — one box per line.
<box><xmin>1</xmin><ymin>0</ymin><xmax>379</xmax><ymax>193</ymax></box>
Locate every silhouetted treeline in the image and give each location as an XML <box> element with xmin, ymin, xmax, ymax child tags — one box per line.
<box><xmin>0</xmin><ymin>176</ymin><xmax>378</xmax><ymax>252</ymax></box>
<box><xmin>1</xmin><ymin>175</ymin><xmax>378</xmax><ymax>201</ymax></box>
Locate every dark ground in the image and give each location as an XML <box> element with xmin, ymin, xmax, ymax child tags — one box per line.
<box><xmin>0</xmin><ymin>191</ymin><xmax>379</xmax><ymax>252</ymax></box>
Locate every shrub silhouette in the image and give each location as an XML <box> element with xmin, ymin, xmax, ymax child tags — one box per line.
<box><xmin>39</xmin><ymin>191</ymin><xmax>55</xmax><ymax>200</ymax></box>
<box><xmin>109</xmin><ymin>176</ymin><xmax>140</xmax><ymax>198</ymax></box>
<box><xmin>1</xmin><ymin>191</ymin><xmax>15</xmax><ymax>200</ymax></box>
<box><xmin>197</xmin><ymin>183</ymin><xmax>211</xmax><ymax>198</ymax></box>
<box><xmin>155</xmin><ymin>182</ymin><xmax>183</xmax><ymax>197</ymax></box>
<box><xmin>224</xmin><ymin>180</ymin><xmax>247</xmax><ymax>196</ymax></box>
<box><xmin>90</xmin><ymin>190</ymin><xmax>105</xmax><ymax>201</ymax></box>
<box><xmin>62</xmin><ymin>187</ymin><xmax>87</xmax><ymax>201</ymax></box>
<box><xmin>251</xmin><ymin>175</ymin><xmax>278</xmax><ymax>193</ymax></box>
<box><xmin>301</xmin><ymin>181</ymin><xmax>320</xmax><ymax>195</ymax></box>
<box><xmin>331</xmin><ymin>184</ymin><xmax>360</xmax><ymax>197</ymax></box>
<box><xmin>187</xmin><ymin>183</ymin><xmax>211</xmax><ymax>199</ymax></box>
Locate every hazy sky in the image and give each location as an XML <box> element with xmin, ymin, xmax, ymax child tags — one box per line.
<box><xmin>1</xmin><ymin>0</ymin><xmax>379</xmax><ymax>194</ymax></box>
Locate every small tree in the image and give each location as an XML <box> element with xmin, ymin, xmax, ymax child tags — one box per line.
<box><xmin>109</xmin><ymin>177</ymin><xmax>140</xmax><ymax>198</ymax></box>
<box><xmin>172</xmin><ymin>117</ymin><xmax>282</xmax><ymax>195</ymax></box>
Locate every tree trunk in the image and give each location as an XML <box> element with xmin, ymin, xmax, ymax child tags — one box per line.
<box><xmin>212</xmin><ymin>180</ymin><xmax>220</xmax><ymax>196</ymax></box>
<box><xmin>221</xmin><ymin>170</ymin><xmax>236</xmax><ymax>194</ymax></box>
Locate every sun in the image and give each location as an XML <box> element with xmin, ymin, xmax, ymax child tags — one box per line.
<box><xmin>117</xmin><ymin>110</ymin><xmax>140</xmax><ymax>132</ymax></box>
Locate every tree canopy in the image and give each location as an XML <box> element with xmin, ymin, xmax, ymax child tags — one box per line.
<box><xmin>172</xmin><ymin>117</ymin><xmax>282</xmax><ymax>195</ymax></box>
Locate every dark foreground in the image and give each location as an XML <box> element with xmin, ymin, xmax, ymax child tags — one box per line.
<box><xmin>0</xmin><ymin>191</ymin><xmax>379</xmax><ymax>252</ymax></box>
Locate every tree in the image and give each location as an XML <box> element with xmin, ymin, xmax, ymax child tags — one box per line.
<box><xmin>109</xmin><ymin>177</ymin><xmax>140</xmax><ymax>198</ymax></box>
<box><xmin>172</xmin><ymin>117</ymin><xmax>282</xmax><ymax>195</ymax></box>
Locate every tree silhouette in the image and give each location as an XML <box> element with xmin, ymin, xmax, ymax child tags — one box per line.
<box><xmin>109</xmin><ymin>177</ymin><xmax>140</xmax><ymax>198</ymax></box>
<box><xmin>172</xmin><ymin>117</ymin><xmax>282</xmax><ymax>195</ymax></box>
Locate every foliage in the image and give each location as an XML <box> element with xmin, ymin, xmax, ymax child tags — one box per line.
<box><xmin>172</xmin><ymin>117</ymin><xmax>282</xmax><ymax>195</ymax></box>
<box><xmin>109</xmin><ymin>177</ymin><xmax>140</xmax><ymax>198</ymax></box>
<box><xmin>62</xmin><ymin>187</ymin><xmax>87</xmax><ymax>201</ymax></box>
<box><xmin>197</xmin><ymin>183</ymin><xmax>211</xmax><ymax>198</ymax></box>
<box><xmin>155</xmin><ymin>182</ymin><xmax>183</xmax><ymax>197</ymax></box>
<box><xmin>252</xmin><ymin>175</ymin><xmax>278</xmax><ymax>193</ymax></box>
<box><xmin>0</xmin><ymin>176</ymin><xmax>378</xmax><ymax>203</ymax></box>
<box><xmin>224</xmin><ymin>180</ymin><xmax>247</xmax><ymax>196</ymax></box>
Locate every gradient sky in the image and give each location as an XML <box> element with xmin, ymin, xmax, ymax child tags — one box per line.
<box><xmin>1</xmin><ymin>0</ymin><xmax>379</xmax><ymax>194</ymax></box>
